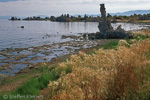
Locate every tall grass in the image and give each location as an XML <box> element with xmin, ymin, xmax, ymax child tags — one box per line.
<box><xmin>48</xmin><ymin>39</ymin><xmax>150</xmax><ymax>100</ymax></box>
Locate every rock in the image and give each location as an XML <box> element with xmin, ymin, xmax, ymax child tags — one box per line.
<box><xmin>98</xmin><ymin>4</ymin><xmax>133</xmax><ymax>39</ymax></box>
<box><xmin>43</xmin><ymin>58</ymin><xmax>48</xmax><ymax>61</ymax></box>
<box><xmin>21</xmin><ymin>26</ymin><xmax>24</xmax><ymax>28</ymax></box>
<box><xmin>28</xmin><ymin>65</ymin><xmax>34</xmax><ymax>69</ymax></box>
<box><xmin>103</xmin><ymin>31</ymin><xmax>130</xmax><ymax>39</ymax></box>
<box><xmin>0</xmin><ymin>67</ymin><xmax>8</xmax><ymax>71</ymax></box>
<box><xmin>1</xmin><ymin>64</ymin><xmax>9</xmax><ymax>67</ymax></box>
<box><xmin>9</xmin><ymin>67</ymin><xmax>14</xmax><ymax>69</ymax></box>
<box><xmin>61</xmin><ymin>35</ymin><xmax>81</xmax><ymax>39</ymax></box>
<box><xmin>98</xmin><ymin>4</ymin><xmax>113</xmax><ymax>33</ymax></box>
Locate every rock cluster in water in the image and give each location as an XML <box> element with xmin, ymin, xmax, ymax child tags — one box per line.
<box><xmin>98</xmin><ymin>4</ymin><xmax>132</xmax><ymax>39</ymax></box>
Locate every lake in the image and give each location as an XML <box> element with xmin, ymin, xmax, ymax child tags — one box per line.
<box><xmin>0</xmin><ymin>19</ymin><xmax>149</xmax><ymax>76</ymax></box>
<box><xmin>0</xmin><ymin>19</ymin><xmax>149</xmax><ymax>50</ymax></box>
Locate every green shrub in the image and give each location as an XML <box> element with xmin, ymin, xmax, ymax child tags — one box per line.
<box><xmin>13</xmin><ymin>78</ymin><xmax>40</xmax><ymax>95</ymax></box>
<box><xmin>134</xmin><ymin>34</ymin><xmax>147</xmax><ymax>41</ymax></box>
<box><xmin>102</xmin><ymin>41</ymin><xmax>118</xmax><ymax>49</ymax></box>
<box><xmin>65</xmin><ymin>66</ymin><xmax>72</xmax><ymax>74</ymax></box>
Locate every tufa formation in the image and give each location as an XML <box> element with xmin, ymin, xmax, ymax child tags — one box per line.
<box><xmin>98</xmin><ymin>4</ymin><xmax>132</xmax><ymax>39</ymax></box>
<box><xmin>98</xmin><ymin>4</ymin><xmax>113</xmax><ymax>33</ymax></box>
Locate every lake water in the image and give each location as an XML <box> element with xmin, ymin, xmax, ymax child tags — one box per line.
<box><xmin>0</xmin><ymin>19</ymin><xmax>149</xmax><ymax>76</ymax></box>
<box><xmin>0</xmin><ymin>19</ymin><xmax>149</xmax><ymax>50</ymax></box>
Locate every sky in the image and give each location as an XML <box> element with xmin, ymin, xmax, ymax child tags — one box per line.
<box><xmin>0</xmin><ymin>0</ymin><xmax>150</xmax><ymax>17</ymax></box>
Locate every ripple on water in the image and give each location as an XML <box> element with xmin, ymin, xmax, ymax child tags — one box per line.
<box><xmin>0</xmin><ymin>55</ymin><xmax>7</xmax><ymax>60</ymax></box>
<box><xmin>19</xmin><ymin>50</ymin><xmax>33</xmax><ymax>55</ymax></box>
<box><xmin>0</xmin><ymin>63</ymin><xmax>8</xmax><ymax>66</ymax></box>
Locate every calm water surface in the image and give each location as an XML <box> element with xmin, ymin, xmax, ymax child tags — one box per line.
<box><xmin>0</xmin><ymin>19</ymin><xmax>149</xmax><ymax>50</ymax></box>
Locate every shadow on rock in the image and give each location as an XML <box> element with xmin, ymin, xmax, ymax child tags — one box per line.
<box><xmin>83</xmin><ymin>4</ymin><xmax>133</xmax><ymax>40</ymax></box>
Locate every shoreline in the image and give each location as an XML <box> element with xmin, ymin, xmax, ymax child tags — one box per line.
<box><xmin>0</xmin><ymin>39</ymin><xmax>119</xmax><ymax>77</ymax></box>
<box><xmin>8</xmin><ymin>19</ymin><xmax>150</xmax><ymax>24</ymax></box>
<box><xmin>0</xmin><ymin>39</ymin><xmax>119</xmax><ymax>94</ymax></box>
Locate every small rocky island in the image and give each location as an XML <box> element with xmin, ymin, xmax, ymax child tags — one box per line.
<box><xmin>84</xmin><ymin>4</ymin><xmax>133</xmax><ymax>39</ymax></box>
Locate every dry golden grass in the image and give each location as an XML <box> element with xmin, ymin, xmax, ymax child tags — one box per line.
<box><xmin>133</xmin><ymin>29</ymin><xmax>150</xmax><ymax>36</ymax></box>
<box><xmin>48</xmin><ymin>39</ymin><xmax>150</xmax><ymax>100</ymax></box>
<box><xmin>138</xmin><ymin>20</ymin><xmax>150</xmax><ymax>23</ymax></box>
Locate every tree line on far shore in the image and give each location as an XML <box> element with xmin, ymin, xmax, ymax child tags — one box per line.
<box><xmin>10</xmin><ymin>13</ymin><xmax>150</xmax><ymax>22</ymax></box>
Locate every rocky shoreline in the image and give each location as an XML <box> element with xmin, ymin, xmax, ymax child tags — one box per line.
<box><xmin>0</xmin><ymin>38</ymin><xmax>119</xmax><ymax>76</ymax></box>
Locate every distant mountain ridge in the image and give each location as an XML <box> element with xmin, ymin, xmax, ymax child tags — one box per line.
<box><xmin>0</xmin><ymin>16</ymin><xmax>12</xmax><ymax>19</ymax></box>
<box><xmin>0</xmin><ymin>10</ymin><xmax>150</xmax><ymax>19</ymax></box>
<box><xmin>110</xmin><ymin>10</ymin><xmax>150</xmax><ymax>16</ymax></box>
<box><xmin>72</xmin><ymin>10</ymin><xmax>150</xmax><ymax>17</ymax></box>
<box><xmin>0</xmin><ymin>16</ymin><xmax>25</xmax><ymax>19</ymax></box>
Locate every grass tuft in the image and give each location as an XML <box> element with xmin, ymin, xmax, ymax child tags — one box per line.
<box><xmin>102</xmin><ymin>41</ymin><xmax>118</xmax><ymax>49</ymax></box>
<box><xmin>48</xmin><ymin>39</ymin><xmax>150</xmax><ymax>100</ymax></box>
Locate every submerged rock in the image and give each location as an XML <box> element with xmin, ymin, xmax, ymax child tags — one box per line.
<box><xmin>21</xmin><ymin>26</ymin><xmax>24</xmax><ymax>28</ymax></box>
<box><xmin>61</xmin><ymin>35</ymin><xmax>81</xmax><ymax>40</ymax></box>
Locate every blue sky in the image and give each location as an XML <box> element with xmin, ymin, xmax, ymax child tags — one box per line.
<box><xmin>0</xmin><ymin>0</ymin><xmax>20</xmax><ymax>2</ymax></box>
<box><xmin>0</xmin><ymin>0</ymin><xmax>150</xmax><ymax>17</ymax></box>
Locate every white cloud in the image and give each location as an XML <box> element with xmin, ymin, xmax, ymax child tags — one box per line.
<box><xmin>0</xmin><ymin>0</ymin><xmax>150</xmax><ymax>16</ymax></box>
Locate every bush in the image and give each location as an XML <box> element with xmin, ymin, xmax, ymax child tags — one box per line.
<box><xmin>49</xmin><ymin>39</ymin><xmax>150</xmax><ymax>100</ymax></box>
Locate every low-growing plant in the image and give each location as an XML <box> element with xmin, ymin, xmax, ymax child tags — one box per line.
<box><xmin>134</xmin><ymin>34</ymin><xmax>147</xmax><ymax>41</ymax></box>
<box><xmin>102</xmin><ymin>41</ymin><xmax>118</xmax><ymax>49</ymax></box>
<box><xmin>65</xmin><ymin>66</ymin><xmax>72</xmax><ymax>74</ymax></box>
<box><xmin>0</xmin><ymin>65</ymin><xmax>62</xmax><ymax>100</ymax></box>
<box><xmin>0</xmin><ymin>74</ymin><xmax>29</xmax><ymax>86</ymax></box>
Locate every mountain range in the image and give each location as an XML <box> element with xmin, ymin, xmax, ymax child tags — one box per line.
<box><xmin>110</xmin><ymin>10</ymin><xmax>150</xmax><ymax>16</ymax></box>
<box><xmin>0</xmin><ymin>10</ymin><xmax>150</xmax><ymax>19</ymax></box>
<box><xmin>80</xmin><ymin>10</ymin><xmax>150</xmax><ymax>17</ymax></box>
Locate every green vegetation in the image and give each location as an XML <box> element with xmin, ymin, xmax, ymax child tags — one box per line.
<box><xmin>102</xmin><ymin>41</ymin><xmax>119</xmax><ymax>49</ymax></box>
<box><xmin>102</xmin><ymin>34</ymin><xmax>149</xmax><ymax>50</ymax></box>
<box><xmin>0</xmin><ymin>65</ymin><xmax>62</xmax><ymax>100</ymax></box>
<box><xmin>0</xmin><ymin>30</ymin><xmax>150</xmax><ymax>100</ymax></box>
<box><xmin>134</xmin><ymin>34</ymin><xmax>148</xmax><ymax>41</ymax></box>
<box><xmin>22</xmin><ymin>14</ymin><xmax>101</xmax><ymax>22</ymax></box>
<box><xmin>109</xmin><ymin>13</ymin><xmax>150</xmax><ymax>22</ymax></box>
<box><xmin>0</xmin><ymin>74</ymin><xmax>29</xmax><ymax>86</ymax></box>
<box><xmin>12</xmin><ymin>71</ymin><xmax>59</xmax><ymax>95</ymax></box>
<box><xmin>65</xmin><ymin>66</ymin><xmax>73</xmax><ymax>74</ymax></box>
<box><xmin>11</xmin><ymin>13</ymin><xmax>150</xmax><ymax>23</ymax></box>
